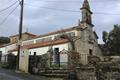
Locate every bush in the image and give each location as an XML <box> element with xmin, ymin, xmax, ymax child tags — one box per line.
<box><xmin>0</xmin><ymin>62</ymin><xmax>9</xmax><ymax>69</ymax></box>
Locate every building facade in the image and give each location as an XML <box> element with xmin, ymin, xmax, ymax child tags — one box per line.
<box><xmin>0</xmin><ymin>0</ymin><xmax>102</xmax><ymax>66</ymax></box>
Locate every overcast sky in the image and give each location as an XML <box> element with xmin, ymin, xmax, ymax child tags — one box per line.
<box><xmin>0</xmin><ymin>0</ymin><xmax>120</xmax><ymax>43</ymax></box>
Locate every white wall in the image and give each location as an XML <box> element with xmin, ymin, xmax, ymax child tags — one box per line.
<box><xmin>0</xmin><ymin>29</ymin><xmax>77</xmax><ymax>63</ymax></box>
<box><xmin>29</xmin><ymin>46</ymin><xmax>49</xmax><ymax>55</ymax></box>
<box><xmin>0</xmin><ymin>47</ymin><xmax>6</xmax><ymax>55</ymax></box>
<box><xmin>0</xmin><ymin>47</ymin><xmax>7</xmax><ymax>62</ymax></box>
<box><xmin>10</xmin><ymin>43</ymin><xmax>69</xmax><ymax>66</ymax></box>
<box><xmin>60</xmin><ymin>54</ymin><xmax>68</xmax><ymax>65</ymax></box>
<box><xmin>29</xmin><ymin>43</ymin><xmax>69</xmax><ymax>55</ymax></box>
<box><xmin>11</xmin><ymin>43</ymin><xmax>69</xmax><ymax>56</ymax></box>
<box><xmin>0</xmin><ymin>29</ymin><xmax>77</xmax><ymax>55</ymax></box>
<box><xmin>6</xmin><ymin>44</ymin><xmax>17</xmax><ymax>51</ymax></box>
<box><xmin>5</xmin><ymin>44</ymin><xmax>17</xmax><ymax>55</ymax></box>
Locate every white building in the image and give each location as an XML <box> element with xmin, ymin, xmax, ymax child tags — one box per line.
<box><xmin>0</xmin><ymin>0</ymin><xmax>102</xmax><ymax>66</ymax></box>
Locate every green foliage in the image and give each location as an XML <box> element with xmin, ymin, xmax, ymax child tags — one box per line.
<box><xmin>0</xmin><ymin>37</ymin><xmax>10</xmax><ymax>44</ymax></box>
<box><xmin>102</xmin><ymin>24</ymin><xmax>120</xmax><ymax>55</ymax></box>
<box><xmin>102</xmin><ymin>31</ymin><xmax>108</xmax><ymax>43</ymax></box>
<box><xmin>0</xmin><ymin>62</ymin><xmax>9</xmax><ymax>69</ymax></box>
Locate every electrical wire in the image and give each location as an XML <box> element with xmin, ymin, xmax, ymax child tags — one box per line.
<box><xmin>25</xmin><ymin>3</ymin><xmax>80</xmax><ymax>12</ymax></box>
<box><xmin>32</xmin><ymin>0</ymin><xmax>83</xmax><ymax>3</ymax></box>
<box><xmin>0</xmin><ymin>4</ymin><xmax>19</xmax><ymax>26</ymax></box>
<box><xmin>31</xmin><ymin>0</ymin><xmax>116</xmax><ymax>3</ymax></box>
<box><xmin>0</xmin><ymin>0</ymin><xmax>19</xmax><ymax>13</ymax></box>
<box><xmin>94</xmin><ymin>12</ymin><xmax>120</xmax><ymax>15</ymax></box>
<box><xmin>25</xmin><ymin>3</ymin><xmax>120</xmax><ymax>15</ymax></box>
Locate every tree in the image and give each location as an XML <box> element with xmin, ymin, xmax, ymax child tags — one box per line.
<box><xmin>102</xmin><ymin>31</ymin><xmax>109</xmax><ymax>56</ymax></box>
<box><xmin>102</xmin><ymin>31</ymin><xmax>108</xmax><ymax>44</ymax></box>
<box><xmin>60</xmin><ymin>33</ymin><xmax>80</xmax><ymax>69</ymax></box>
<box><xmin>0</xmin><ymin>37</ymin><xmax>10</xmax><ymax>44</ymax></box>
<box><xmin>102</xmin><ymin>24</ymin><xmax>120</xmax><ymax>55</ymax></box>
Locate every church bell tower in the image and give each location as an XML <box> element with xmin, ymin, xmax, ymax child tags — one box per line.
<box><xmin>80</xmin><ymin>0</ymin><xmax>93</xmax><ymax>26</ymax></box>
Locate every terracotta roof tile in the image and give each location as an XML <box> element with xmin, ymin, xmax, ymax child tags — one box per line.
<box><xmin>2</xmin><ymin>26</ymin><xmax>78</xmax><ymax>48</ymax></box>
<box><xmin>35</xmin><ymin>26</ymin><xmax>77</xmax><ymax>38</ymax></box>
<box><xmin>9</xmin><ymin>39</ymin><xmax>69</xmax><ymax>52</ymax></box>
<box><xmin>10</xmin><ymin>32</ymin><xmax>37</xmax><ymax>38</ymax></box>
<box><xmin>0</xmin><ymin>45</ymin><xmax>5</xmax><ymax>48</ymax></box>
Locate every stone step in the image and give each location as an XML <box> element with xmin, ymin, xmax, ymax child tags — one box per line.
<box><xmin>45</xmin><ymin>71</ymin><xmax>69</xmax><ymax>74</ymax></box>
<box><xmin>40</xmin><ymin>69</ymin><xmax>71</xmax><ymax>78</ymax></box>
<box><xmin>39</xmin><ymin>69</ymin><xmax>70</xmax><ymax>78</ymax></box>
<box><xmin>39</xmin><ymin>69</ymin><xmax>71</xmax><ymax>74</ymax></box>
<box><xmin>43</xmin><ymin>73</ymin><xmax>68</xmax><ymax>78</ymax></box>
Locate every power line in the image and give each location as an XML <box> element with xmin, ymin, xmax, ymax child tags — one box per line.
<box><xmin>0</xmin><ymin>0</ymin><xmax>16</xmax><ymax>6</ymax></box>
<box><xmin>0</xmin><ymin>0</ymin><xmax>19</xmax><ymax>13</ymax></box>
<box><xmin>33</xmin><ymin>0</ymin><xmax>116</xmax><ymax>2</ymax></box>
<box><xmin>25</xmin><ymin>3</ymin><xmax>80</xmax><ymax>12</ymax></box>
<box><xmin>94</xmin><ymin>12</ymin><xmax>120</xmax><ymax>15</ymax></box>
<box><xmin>32</xmin><ymin>0</ymin><xmax>83</xmax><ymax>3</ymax></box>
<box><xmin>28</xmin><ymin>0</ymin><xmax>118</xmax><ymax>3</ymax></box>
<box><xmin>0</xmin><ymin>4</ymin><xmax>19</xmax><ymax>26</ymax></box>
<box><xmin>25</xmin><ymin>3</ymin><xmax>120</xmax><ymax>15</ymax></box>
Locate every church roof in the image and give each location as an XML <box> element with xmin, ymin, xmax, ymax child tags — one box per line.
<box><xmin>0</xmin><ymin>26</ymin><xmax>78</xmax><ymax>48</ymax></box>
<box><xmin>81</xmin><ymin>0</ymin><xmax>92</xmax><ymax>14</ymax></box>
<box><xmin>82</xmin><ymin>0</ymin><xmax>90</xmax><ymax>10</ymax></box>
<box><xmin>36</xmin><ymin>26</ymin><xmax>77</xmax><ymax>38</ymax></box>
<box><xmin>9</xmin><ymin>39</ymin><xmax>69</xmax><ymax>52</ymax></box>
<box><xmin>9</xmin><ymin>32</ymin><xmax>37</xmax><ymax>38</ymax></box>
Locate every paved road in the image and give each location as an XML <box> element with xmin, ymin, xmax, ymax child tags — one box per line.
<box><xmin>0</xmin><ymin>68</ymin><xmax>49</xmax><ymax>80</ymax></box>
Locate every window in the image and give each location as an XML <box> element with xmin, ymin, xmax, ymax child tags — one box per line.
<box><xmin>34</xmin><ymin>52</ymin><xmax>36</xmax><ymax>56</ymax></box>
<box><xmin>36</xmin><ymin>39</ymin><xmax>43</xmax><ymax>43</ymax></box>
<box><xmin>0</xmin><ymin>51</ymin><xmax>2</xmax><ymax>56</ymax></box>
<box><xmin>54</xmin><ymin>32</ymin><xmax>75</xmax><ymax>40</ymax></box>
<box><xmin>0</xmin><ymin>51</ymin><xmax>2</xmax><ymax>54</ymax></box>
<box><xmin>36</xmin><ymin>37</ymin><xmax>52</xmax><ymax>43</ymax></box>
<box><xmin>67</xmin><ymin>32</ymin><xmax>75</xmax><ymax>37</ymax></box>
<box><xmin>23</xmin><ymin>41</ymin><xmax>34</xmax><ymax>45</ymax></box>
<box><xmin>89</xmin><ymin>49</ymin><xmax>93</xmax><ymax>55</ymax></box>
<box><xmin>53</xmin><ymin>48</ymin><xmax>60</xmax><ymax>65</ymax></box>
<box><xmin>54</xmin><ymin>35</ymin><xmax>61</xmax><ymax>40</ymax></box>
<box><xmin>43</xmin><ymin>37</ymin><xmax>52</xmax><ymax>42</ymax></box>
<box><xmin>29</xmin><ymin>52</ymin><xmax>31</xmax><ymax>55</ymax></box>
<box><xmin>54</xmin><ymin>48</ymin><xmax>59</xmax><ymax>53</ymax></box>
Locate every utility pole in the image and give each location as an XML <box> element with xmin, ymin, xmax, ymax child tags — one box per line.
<box><xmin>16</xmin><ymin>0</ymin><xmax>24</xmax><ymax>70</ymax></box>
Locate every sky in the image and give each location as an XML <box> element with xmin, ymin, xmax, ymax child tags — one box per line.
<box><xmin>0</xmin><ymin>0</ymin><xmax>120</xmax><ymax>43</ymax></box>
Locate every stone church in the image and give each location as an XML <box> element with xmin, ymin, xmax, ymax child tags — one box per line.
<box><xmin>0</xmin><ymin>0</ymin><xmax>102</xmax><ymax>67</ymax></box>
<box><xmin>73</xmin><ymin>0</ymin><xmax>102</xmax><ymax>65</ymax></box>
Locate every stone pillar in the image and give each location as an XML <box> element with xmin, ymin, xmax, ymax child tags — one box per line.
<box><xmin>19</xmin><ymin>48</ymin><xmax>29</xmax><ymax>73</ymax></box>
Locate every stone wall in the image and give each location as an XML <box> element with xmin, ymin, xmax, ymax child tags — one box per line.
<box><xmin>74</xmin><ymin>24</ymin><xmax>102</xmax><ymax>65</ymax></box>
<box><xmin>76</xmin><ymin>67</ymin><xmax>96</xmax><ymax>80</ymax></box>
